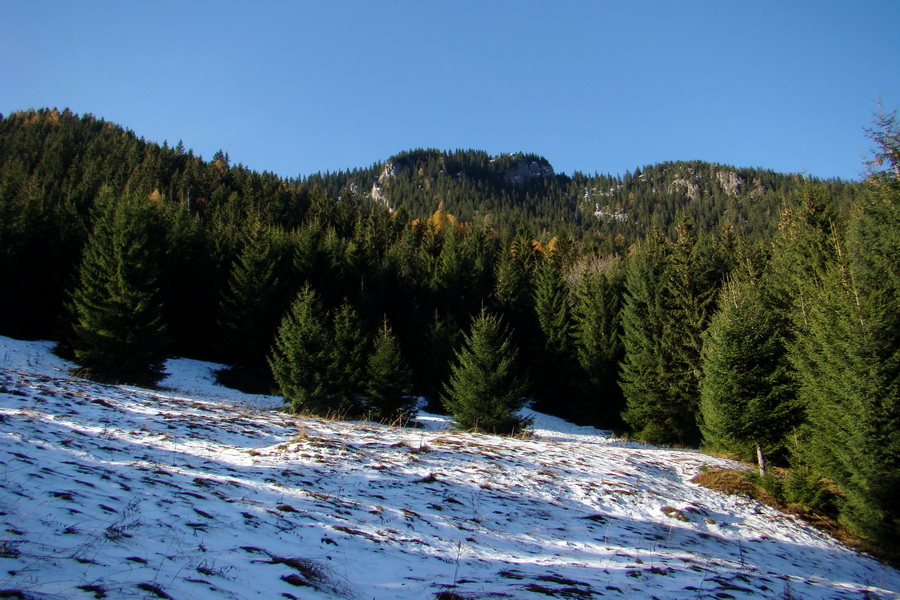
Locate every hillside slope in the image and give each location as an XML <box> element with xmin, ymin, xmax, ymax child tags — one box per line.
<box><xmin>1</xmin><ymin>336</ymin><xmax>897</xmax><ymax>599</ymax></box>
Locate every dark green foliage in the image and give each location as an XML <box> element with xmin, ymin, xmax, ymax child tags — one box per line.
<box><xmin>791</xmin><ymin>182</ymin><xmax>900</xmax><ymax>554</ymax></box>
<box><xmin>619</xmin><ymin>229</ymin><xmax>678</xmax><ymax>444</ymax></box>
<box><xmin>571</xmin><ymin>256</ymin><xmax>625</xmax><ymax>427</ymax></box>
<box><xmin>269</xmin><ymin>287</ymin><xmax>371</xmax><ymax>416</ymax></box>
<box><xmin>7</xmin><ymin>108</ymin><xmax>900</xmax><ymax>562</ymax></box>
<box><xmin>218</xmin><ymin>222</ymin><xmax>293</xmax><ymax>369</ymax></box>
<box><xmin>362</xmin><ymin>319</ymin><xmax>415</xmax><ymax>422</ymax></box>
<box><xmin>417</xmin><ymin>311</ymin><xmax>461</xmax><ymax>412</ymax></box>
<box><xmin>530</xmin><ymin>252</ymin><xmax>581</xmax><ymax>415</ymax></box>
<box><xmin>268</xmin><ymin>286</ymin><xmax>336</xmax><ymax>415</ymax></box>
<box><xmin>442</xmin><ymin>310</ymin><xmax>528</xmax><ymax>434</ymax></box>
<box><xmin>307</xmin><ymin>149</ymin><xmax>855</xmax><ymax>249</ymax></box>
<box><xmin>67</xmin><ymin>190</ymin><xmax>169</xmax><ymax>384</ymax></box>
<box><xmin>620</xmin><ymin>217</ymin><xmax>731</xmax><ymax>446</ymax></box>
<box><xmin>159</xmin><ymin>206</ymin><xmax>220</xmax><ymax>360</ymax></box>
<box><xmin>783</xmin><ymin>111</ymin><xmax>900</xmax><ymax>557</ymax></box>
<box><xmin>329</xmin><ymin>301</ymin><xmax>369</xmax><ymax>410</ymax></box>
<box><xmin>699</xmin><ymin>266</ymin><xmax>799</xmax><ymax>471</ymax></box>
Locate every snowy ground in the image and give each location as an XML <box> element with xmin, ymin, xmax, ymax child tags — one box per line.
<box><xmin>1</xmin><ymin>336</ymin><xmax>897</xmax><ymax>599</ymax></box>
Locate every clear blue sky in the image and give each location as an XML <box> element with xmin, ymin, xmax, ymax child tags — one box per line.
<box><xmin>2</xmin><ymin>1</ymin><xmax>897</xmax><ymax>181</ymax></box>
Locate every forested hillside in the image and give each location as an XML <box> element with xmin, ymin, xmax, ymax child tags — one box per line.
<box><xmin>304</xmin><ymin>148</ymin><xmax>856</xmax><ymax>249</ymax></box>
<box><xmin>0</xmin><ymin>107</ymin><xmax>897</xmax><ymax>559</ymax></box>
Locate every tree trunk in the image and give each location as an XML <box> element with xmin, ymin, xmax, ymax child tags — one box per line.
<box><xmin>756</xmin><ymin>443</ymin><xmax>767</xmax><ymax>478</ymax></box>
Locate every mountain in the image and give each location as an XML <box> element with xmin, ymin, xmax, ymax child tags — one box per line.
<box><xmin>303</xmin><ymin>148</ymin><xmax>857</xmax><ymax>246</ymax></box>
<box><xmin>1</xmin><ymin>335</ymin><xmax>897</xmax><ymax>599</ymax></box>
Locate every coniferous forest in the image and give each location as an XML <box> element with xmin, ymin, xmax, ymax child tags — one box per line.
<box><xmin>1</xmin><ymin>107</ymin><xmax>897</xmax><ymax>559</ymax></box>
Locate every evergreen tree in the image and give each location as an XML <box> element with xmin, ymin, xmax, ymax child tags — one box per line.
<box><xmin>269</xmin><ymin>286</ymin><xmax>335</xmax><ymax>415</ymax></box>
<box><xmin>658</xmin><ymin>216</ymin><xmax>728</xmax><ymax>445</ymax></box>
<box><xmin>699</xmin><ymin>265</ymin><xmax>798</xmax><ymax>475</ymax></box>
<box><xmin>619</xmin><ymin>229</ymin><xmax>679</xmax><ymax>444</ymax></box>
<box><xmin>790</xmin><ymin>112</ymin><xmax>900</xmax><ymax>553</ymax></box>
<box><xmin>329</xmin><ymin>301</ymin><xmax>369</xmax><ymax>412</ymax></box>
<box><xmin>159</xmin><ymin>204</ymin><xmax>219</xmax><ymax>361</ymax></box>
<box><xmin>417</xmin><ymin>311</ymin><xmax>460</xmax><ymax>412</ymax></box>
<box><xmin>218</xmin><ymin>222</ymin><xmax>293</xmax><ymax>369</ymax></box>
<box><xmin>533</xmin><ymin>253</ymin><xmax>572</xmax><ymax>355</ymax></box>
<box><xmin>67</xmin><ymin>190</ymin><xmax>169</xmax><ymax>384</ymax></box>
<box><xmin>530</xmin><ymin>252</ymin><xmax>580</xmax><ymax>415</ymax></box>
<box><xmin>362</xmin><ymin>318</ymin><xmax>415</xmax><ymax>422</ymax></box>
<box><xmin>571</xmin><ymin>256</ymin><xmax>625</xmax><ymax>427</ymax></box>
<box><xmin>442</xmin><ymin>309</ymin><xmax>528</xmax><ymax>434</ymax></box>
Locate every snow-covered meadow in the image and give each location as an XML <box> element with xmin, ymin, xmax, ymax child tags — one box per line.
<box><xmin>1</xmin><ymin>336</ymin><xmax>897</xmax><ymax>599</ymax></box>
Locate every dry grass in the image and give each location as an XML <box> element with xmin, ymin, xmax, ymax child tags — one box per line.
<box><xmin>691</xmin><ymin>467</ymin><xmax>866</xmax><ymax>559</ymax></box>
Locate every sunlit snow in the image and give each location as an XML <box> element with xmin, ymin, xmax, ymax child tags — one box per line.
<box><xmin>1</xmin><ymin>336</ymin><xmax>897</xmax><ymax>599</ymax></box>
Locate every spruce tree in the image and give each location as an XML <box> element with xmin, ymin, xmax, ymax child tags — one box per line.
<box><xmin>699</xmin><ymin>266</ymin><xmax>798</xmax><ymax>476</ymax></box>
<box><xmin>218</xmin><ymin>222</ymin><xmax>292</xmax><ymax>369</ymax></box>
<box><xmin>660</xmin><ymin>217</ymin><xmax>726</xmax><ymax>445</ymax></box>
<box><xmin>619</xmin><ymin>229</ymin><xmax>677</xmax><ymax>444</ymax></box>
<box><xmin>530</xmin><ymin>253</ymin><xmax>580</xmax><ymax>416</ymax></box>
<box><xmin>67</xmin><ymin>190</ymin><xmax>169</xmax><ymax>385</ymax></box>
<box><xmin>571</xmin><ymin>258</ymin><xmax>625</xmax><ymax>427</ymax></box>
<box><xmin>442</xmin><ymin>309</ymin><xmax>528</xmax><ymax>434</ymax></box>
<box><xmin>790</xmin><ymin>113</ymin><xmax>900</xmax><ymax>553</ymax></box>
<box><xmin>362</xmin><ymin>318</ymin><xmax>415</xmax><ymax>422</ymax></box>
<box><xmin>329</xmin><ymin>301</ymin><xmax>369</xmax><ymax>412</ymax></box>
<box><xmin>269</xmin><ymin>286</ymin><xmax>335</xmax><ymax>414</ymax></box>
<box><xmin>418</xmin><ymin>311</ymin><xmax>460</xmax><ymax>412</ymax></box>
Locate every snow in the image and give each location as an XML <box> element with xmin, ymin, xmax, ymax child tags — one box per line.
<box><xmin>1</xmin><ymin>335</ymin><xmax>898</xmax><ymax>599</ymax></box>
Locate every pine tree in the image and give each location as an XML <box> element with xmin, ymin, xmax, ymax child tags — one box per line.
<box><xmin>67</xmin><ymin>190</ymin><xmax>169</xmax><ymax>385</ymax></box>
<box><xmin>362</xmin><ymin>318</ymin><xmax>415</xmax><ymax>422</ymax></box>
<box><xmin>442</xmin><ymin>309</ymin><xmax>528</xmax><ymax>434</ymax></box>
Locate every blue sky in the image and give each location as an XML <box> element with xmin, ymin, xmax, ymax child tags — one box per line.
<box><xmin>2</xmin><ymin>1</ymin><xmax>897</xmax><ymax>181</ymax></box>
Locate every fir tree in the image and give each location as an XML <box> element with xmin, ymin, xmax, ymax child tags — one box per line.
<box><xmin>67</xmin><ymin>190</ymin><xmax>169</xmax><ymax>385</ymax></box>
<box><xmin>442</xmin><ymin>309</ymin><xmax>528</xmax><ymax>434</ymax></box>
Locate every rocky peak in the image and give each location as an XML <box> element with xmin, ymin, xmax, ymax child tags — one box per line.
<box><xmin>499</xmin><ymin>157</ymin><xmax>555</xmax><ymax>186</ymax></box>
<box><xmin>716</xmin><ymin>170</ymin><xmax>743</xmax><ymax>196</ymax></box>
